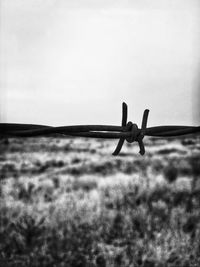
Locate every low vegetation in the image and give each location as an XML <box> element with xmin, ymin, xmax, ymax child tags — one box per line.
<box><xmin>0</xmin><ymin>136</ymin><xmax>200</xmax><ymax>266</ymax></box>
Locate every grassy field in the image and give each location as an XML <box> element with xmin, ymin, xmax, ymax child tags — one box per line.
<box><xmin>0</xmin><ymin>135</ymin><xmax>200</xmax><ymax>266</ymax></box>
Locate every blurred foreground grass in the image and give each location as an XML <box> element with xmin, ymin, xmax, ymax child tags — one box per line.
<box><xmin>0</xmin><ymin>136</ymin><xmax>200</xmax><ymax>266</ymax></box>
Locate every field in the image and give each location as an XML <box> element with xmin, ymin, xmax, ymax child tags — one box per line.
<box><xmin>0</xmin><ymin>135</ymin><xmax>200</xmax><ymax>267</ymax></box>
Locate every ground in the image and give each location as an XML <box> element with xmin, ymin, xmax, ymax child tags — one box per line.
<box><xmin>0</xmin><ymin>135</ymin><xmax>200</xmax><ymax>266</ymax></box>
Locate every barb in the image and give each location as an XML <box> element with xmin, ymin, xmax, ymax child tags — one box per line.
<box><xmin>0</xmin><ymin>102</ymin><xmax>200</xmax><ymax>156</ymax></box>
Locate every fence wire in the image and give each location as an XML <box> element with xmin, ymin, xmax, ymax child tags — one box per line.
<box><xmin>0</xmin><ymin>102</ymin><xmax>200</xmax><ymax>155</ymax></box>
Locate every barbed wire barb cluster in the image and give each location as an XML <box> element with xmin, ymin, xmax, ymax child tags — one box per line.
<box><xmin>0</xmin><ymin>102</ymin><xmax>200</xmax><ymax>156</ymax></box>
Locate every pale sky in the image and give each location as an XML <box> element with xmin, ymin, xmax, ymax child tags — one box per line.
<box><xmin>0</xmin><ymin>0</ymin><xmax>200</xmax><ymax>127</ymax></box>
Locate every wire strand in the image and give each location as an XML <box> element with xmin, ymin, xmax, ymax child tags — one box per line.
<box><xmin>0</xmin><ymin>103</ymin><xmax>199</xmax><ymax>155</ymax></box>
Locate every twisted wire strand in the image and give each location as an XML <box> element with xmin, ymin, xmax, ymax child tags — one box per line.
<box><xmin>0</xmin><ymin>102</ymin><xmax>200</xmax><ymax>155</ymax></box>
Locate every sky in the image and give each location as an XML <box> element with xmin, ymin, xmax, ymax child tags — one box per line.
<box><xmin>0</xmin><ymin>0</ymin><xmax>200</xmax><ymax>127</ymax></box>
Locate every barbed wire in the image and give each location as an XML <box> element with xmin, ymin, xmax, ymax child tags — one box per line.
<box><xmin>0</xmin><ymin>102</ymin><xmax>200</xmax><ymax>156</ymax></box>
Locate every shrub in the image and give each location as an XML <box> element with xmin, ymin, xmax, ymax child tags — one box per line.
<box><xmin>163</xmin><ymin>164</ymin><xmax>178</xmax><ymax>183</ymax></box>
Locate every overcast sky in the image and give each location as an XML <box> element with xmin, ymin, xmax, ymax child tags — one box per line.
<box><xmin>1</xmin><ymin>0</ymin><xmax>200</xmax><ymax>127</ymax></box>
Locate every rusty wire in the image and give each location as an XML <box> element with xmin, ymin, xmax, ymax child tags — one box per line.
<box><xmin>0</xmin><ymin>102</ymin><xmax>200</xmax><ymax>155</ymax></box>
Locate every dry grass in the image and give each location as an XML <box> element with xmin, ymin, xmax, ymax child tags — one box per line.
<box><xmin>0</xmin><ymin>136</ymin><xmax>200</xmax><ymax>266</ymax></box>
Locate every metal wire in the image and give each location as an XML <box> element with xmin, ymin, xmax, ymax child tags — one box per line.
<box><xmin>0</xmin><ymin>102</ymin><xmax>200</xmax><ymax>155</ymax></box>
